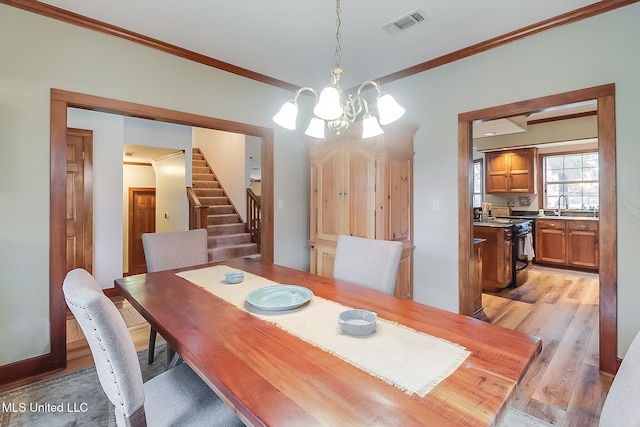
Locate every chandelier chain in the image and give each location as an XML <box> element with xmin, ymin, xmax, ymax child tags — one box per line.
<box><xmin>272</xmin><ymin>0</ymin><xmax>405</xmax><ymax>138</ymax></box>
<box><xmin>334</xmin><ymin>0</ymin><xmax>342</xmax><ymax>69</ymax></box>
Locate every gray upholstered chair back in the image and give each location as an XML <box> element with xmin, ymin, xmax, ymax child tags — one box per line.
<box><xmin>333</xmin><ymin>235</ymin><xmax>403</xmax><ymax>295</ymax></box>
<box><xmin>63</xmin><ymin>268</ymin><xmax>145</xmax><ymax>425</ymax></box>
<box><xmin>599</xmin><ymin>330</ymin><xmax>640</xmax><ymax>426</ymax></box>
<box><xmin>142</xmin><ymin>229</ymin><xmax>208</xmax><ymax>272</ymax></box>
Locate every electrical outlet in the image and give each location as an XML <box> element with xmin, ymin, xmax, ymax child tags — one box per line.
<box><xmin>432</xmin><ymin>200</ymin><xmax>440</xmax><ymax>211</ymax></box>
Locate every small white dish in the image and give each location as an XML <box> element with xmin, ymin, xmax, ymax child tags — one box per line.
<box><xmin>338</xmin><ymin>309</ymin><xmax>377</xmax><ymax>336</ymax></box>
<box><xmin>224</xmin><ymin>271</ymin><xmax>245</xmax><ymax>284</ymax></box>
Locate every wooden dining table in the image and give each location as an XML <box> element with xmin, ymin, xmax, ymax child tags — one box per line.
<box><xmin>115</xmin><ymin>258</ymin><xmax>541</xmax><ymax>427</ymax></box>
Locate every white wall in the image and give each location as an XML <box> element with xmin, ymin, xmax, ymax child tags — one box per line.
<box><xmin>152</xmin><ymin>152</ymin><xmax>188</xmax><ymax>232</ymax></box>
<box><xmin>0</xmin><ymin>5</ymin><xmax>307</xmax><ymax>366</ymax></box>
<box><xmin>123</xmin><ymin>116</ymin><xmax>193</xmax><ymax>186</ymax></box>
<box><xmin>384</xmin><ymin>4</ymin><xmax>640</xmax><ymax>355</ymax></box>
<box><xmin>193</xmin><ymin>128</ymin><xmax>247</xmax><ymax>221</ymax></box>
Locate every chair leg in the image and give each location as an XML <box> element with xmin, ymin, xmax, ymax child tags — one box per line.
<box><xmin>167</xmin><ymin>345</ymin><xmax>176</xmax><ymax>368</ymax></box>
<box><xmin>167</xmin><ymin>346</ymin><xmax>180</xmax><ymax>369</ymax></box>
<box><xmin>148</xmin><ymin>328</ymin><xmax>157</xmax><ymax>364</ymax></box>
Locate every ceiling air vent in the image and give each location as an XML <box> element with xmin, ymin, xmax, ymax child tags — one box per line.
<box><xmin>382</xmin><ymin>9</ymin><xmax>428</xmax><ymax>35</ymax></box>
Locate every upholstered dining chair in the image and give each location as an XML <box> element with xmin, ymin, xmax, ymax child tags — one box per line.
<box><xmin>333</xmin><ymin>235</ymin><xmax>403</xmax><ymax>295</ymax></box>
<box><xmin>63</xmin><ymin>268</ymin><xmax>244</xmax><ymax>427</ymax></box>
<box><xmin>599</xmin><ymin>330</ymin><xmax>640</xmax><ymax>426</ymax></box>
<box><xmin>142</xmin><ymin>229</ymin><xmax>209</xmax><ymax>364</ymax></box>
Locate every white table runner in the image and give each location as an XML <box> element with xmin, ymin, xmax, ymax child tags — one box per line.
<box><xmin>177</xmin><ymin>265</ymin><xmax>470</xmax><ymax>397</ymax></box>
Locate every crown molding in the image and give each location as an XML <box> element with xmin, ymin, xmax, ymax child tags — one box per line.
<box><xmin>3</xmin><ymin>0</ymin><xmax>638</xmax><ymax>90</ymax></box>
<box><xmin>1</xmin><ymin>0</ymin><xmax>298</xmax><ymax>91</ymax></box>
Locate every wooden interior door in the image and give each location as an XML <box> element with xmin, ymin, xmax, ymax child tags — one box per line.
<box><xmin>66</xmin><ymin>128</ymin><xmax>93</xmax><ymax>274</ymax></box>
<box><xmin>128</xmin><ymin>188</ymin><xmax>156</xmax><ymax>275</ymax></box>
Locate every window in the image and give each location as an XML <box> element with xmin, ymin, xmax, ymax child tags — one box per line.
<box><xmin>543</xmin><ymin>151</ymin><xmax>599</xmax><ymax>210</ymax></box>
<box><xmin>473</xmin><ymin>159</ymin><xmax>483</xmax><ymax>208</ymax></box>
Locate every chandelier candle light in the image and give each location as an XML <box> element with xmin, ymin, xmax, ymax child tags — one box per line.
<box><xmin>272</xmin><ymin>0</ymin><xmax>406</xmax><ymax>139</ymax></box>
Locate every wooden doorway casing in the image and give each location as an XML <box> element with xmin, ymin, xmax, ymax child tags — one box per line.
<box><xmin>66</xmin><ymin>128</ymin><xmax>93</xmax><ymax>274</ymax></box>
<box><xmin>128</xmin><ymin>188</ymin><xmax>156</xmax><ymax>275</ymax></box>
<box><xmin>0</xmin><ymin>88</ymin><xmax>275</xmax><ymax>387</ymax></box>
<box><xmin>458</xmin><ymin>84</ymin><xmax>617</xmax><ymax>374</ymax></box>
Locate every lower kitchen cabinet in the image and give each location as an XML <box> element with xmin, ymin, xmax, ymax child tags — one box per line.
<box><xmin>473</xmin><ymin>225</ymin><xmax>512</xmax><ymax>292</ymax></box>
<box><xmin>535</xmin><ymin>218</ymin><xmax>599</xmax><ymax>270</ymax></box>
<box><xmin>473</xmin><ymin>238</ymin><xmax>485</xmax><ymax>314</ymax></box>
<box><xmin>535</xmin><ymin>219</ymin><xmax>567</xmax><ymax>264</ymax></box>
<box><xmin>567</xmin><ymin>220</ymin><xmax>599</xmax><ymax>269</ymax></box>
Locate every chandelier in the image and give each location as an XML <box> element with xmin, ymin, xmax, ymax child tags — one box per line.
<box><xmin>272</xmin><ymin>0</ymin><xmax>405</xmax><ymax>139</ymax></box>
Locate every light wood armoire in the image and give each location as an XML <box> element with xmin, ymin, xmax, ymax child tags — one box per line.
<box><xmin>309</xmin><ymin>122</ymin><xmax>417</xmax><ymax>299</ymax></box>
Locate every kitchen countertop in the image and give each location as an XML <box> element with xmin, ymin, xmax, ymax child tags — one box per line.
<box><xmin>504</xmin><ymin>215</ymin><xmax>599</xmax><ymax>222</ymax></box>
<box><xmin>473</xmin><ymin>221</ymin><xmax>514</xmax><ymax>228</ymax></box>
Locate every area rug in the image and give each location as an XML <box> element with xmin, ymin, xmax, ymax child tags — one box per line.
<box><xmin>499</xmin><ymin>407</ymin><xmax>554</xmax><ymax>427</ymax></box>
<box><xmin>1</xmin><ymin>343</ymin><xmax>551</xmax><ymax>427</ymax></box>
<box><xmin>0</xmin><ymin>344</ymin><xmax>167</xmax><ymax>427</ymax></box>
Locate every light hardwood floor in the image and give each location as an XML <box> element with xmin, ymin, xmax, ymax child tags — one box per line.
<box><xmin>480</xmin><ymin>265</ymin><xmax>613</xmax><ymax>426</ymax></box>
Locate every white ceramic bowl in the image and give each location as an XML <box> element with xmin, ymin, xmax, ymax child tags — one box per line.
<box><xmin>224</xmin><ymin>271</ymin><xmax>245</xmax><ymax>284</ymax></box>
<box><xmin>338</xmin><ymin>309</ymin><xmax>377</xmax><ymax>336</ymax></box>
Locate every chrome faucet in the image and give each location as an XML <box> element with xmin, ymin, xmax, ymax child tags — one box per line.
<box><xmin>554</xmin><ymin>194</ymin><xmax>568</xmax><ymax>216</ymax></box>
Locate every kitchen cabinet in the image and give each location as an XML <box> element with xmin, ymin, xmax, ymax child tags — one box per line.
<box><xmin>535</xmin><ymin>218</ymin><xmax>599</xmax><ymax>270</ymax></box>
<box><xmin>473</xmin><ymin>238</ymin><xmax>485</xmax><ymax>314</ymax></box>
<box><xmin>309</xmin><ymin>122</ymin><xmax>417</xmax><ymax>299</ymax></box>
<box><xmin>567</xmin><ymin>220</ymin><xmax>599</xmax><ymax>269</ymax></box>
<box><xmin>535</xmin><ymin>219</ymin><xmax>567</xmax><ymax>264</ymax></box>
<box><xmin>473</xmin><ymin>225</ymin><xmax>512</xmax><ymax>291</ymax></box>
<box><xmin>485</xmin><ymin>148</ymin><xmax>537</xmax><ymax>193</ymax></box>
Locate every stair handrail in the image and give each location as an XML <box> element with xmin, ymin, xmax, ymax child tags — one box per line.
<box><xmin>246</xmin><ymin>188</ymin><xmax>261</xmax><ymax>251</ymax></box>
<box><xmin>187</xmin><ymin>187</ymin><xmax>209</xmax><ymax>230</ymax></box>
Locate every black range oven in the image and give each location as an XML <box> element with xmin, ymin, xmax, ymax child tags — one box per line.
<box><xmin>510</xmin><ymin>219</ymin><xmax>534</xmax><ymax>287</ymax></box>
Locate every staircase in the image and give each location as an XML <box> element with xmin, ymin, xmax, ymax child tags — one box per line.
<box><xmin>191</xmin><ymin>148</ymin><xmax>259</xmax><ymax>261</ymax></box>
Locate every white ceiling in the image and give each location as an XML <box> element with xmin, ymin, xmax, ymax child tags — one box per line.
<box><xmin>123</xmin><ymin>144</ymin><xmax>181</xmax><ymax>164</ymax></box>
<box><xmin>37</xmin><ymin>0</ymin><xmax>602</xmax><ymax>89</ymax></box>
<box><xmin>473</xmin><ymin>100</ymin><xmax>598</xmax><ymax>138</ymax></box>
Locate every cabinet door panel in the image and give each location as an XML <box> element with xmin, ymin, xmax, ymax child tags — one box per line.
<box><xmin>316</xmin><ymin>151</ymin><xmax>342</xmax><ymax>241</ymax></box>
<box><xmin>567</xmin><ymin>221</ymin><xmax>599</xmax><ymax>268</ymax></box>
<box><xmin>537</xmin><ymin>228</ymin><xmax>566</xmax><ymax>264</ymax></box>
<box><xmin>395</xmin><ymin>251</ymin><xmax>413</xmax><ymax>299</ymax></box>
<box><xmin>314</xmin><ymin>244</ymin><xmax>336</xmax><ymax>278</ymax></box>
<box><xmin>485</xmin><ymin>153</ymin><xmax>508</xmax><ymax>193</ymax></box>
<box><xmin>346</xmin><ymin>149</ymin><xmax>376</xmax><ymax>238</ymax></box>
<box><xmin>503</xmin><ymin>233</ymin><xmax>513</xmax><ymax>286</ymax></box>
<box><xmin>388</xmin><ymin>159</ymin><xmax>411</xmax><ymax>241</ymax></box>
<box><xmin>507</xmin><ymin>151</ymin><xmax>534</xmax><ymax>193</ymax></box>
<box><xmin>473</xmin><ymin>244</ymin><xmax>483</xmax><ymax>313</ymax></box>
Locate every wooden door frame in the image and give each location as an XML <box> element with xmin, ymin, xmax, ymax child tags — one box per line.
<box><xmin>0</xmin><ymin>88</ymin><xmax>275</xmax><ymax>386</ymax></box>
<box><xmin>458</xmin><ymin>83</ymin><xmax>617</xmax><ymax>374</ymax></box>
<box><xmin>127</xmin><ymin>187</ymin><xmax>156</xmax><ymax>275</ymax></box>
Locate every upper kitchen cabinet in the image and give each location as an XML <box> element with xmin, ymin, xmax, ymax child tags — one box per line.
<box><xmin>309</xmin><ymin>122</ymin><xmax>417</xmax><ymax>299</ymax></box>
<box><xmin>485</xmin><ymin>148</ymin><xmax>537</xmax><ymax>193</ymax></box>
